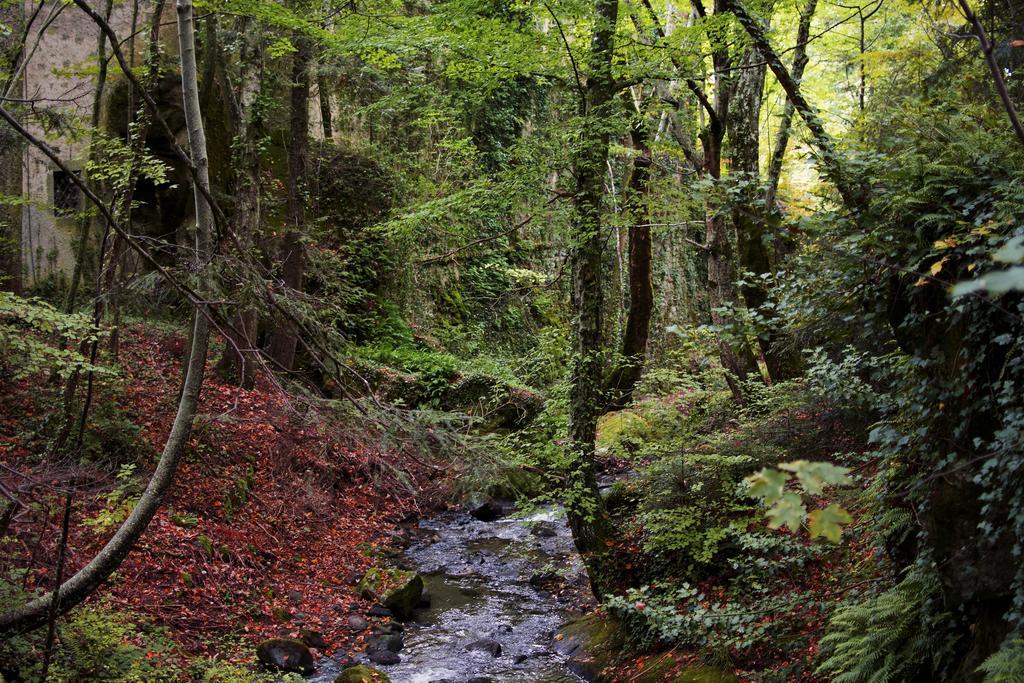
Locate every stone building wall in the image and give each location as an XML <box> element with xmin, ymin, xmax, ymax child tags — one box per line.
<box><xmin>11</xmin><ymin>1</ymin><xmax>334</xmax><ymax>286</ymax></box>
<box><xmin>18</xmin><ymin>0</ymin><xmax>148</xmax><ymax>285</ymax></box>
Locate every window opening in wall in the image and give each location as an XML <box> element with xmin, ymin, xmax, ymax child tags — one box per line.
<box><xmin>53</xmin><ymin>170</ymin><xmax>82</xmax><ymax>217</ymax></box>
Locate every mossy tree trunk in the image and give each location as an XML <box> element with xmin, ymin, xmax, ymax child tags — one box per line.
<box><xmin>730</xmin><ymin>43</ymin><xmax>803</xmax><ymax>382</ymax></box>
<box><xmin>566</xmin><ymin>0</ymin><xmax>620</xmax><ymax>601</ymax></box>
<box><xmin>604</xmin><ymin>120</ymin><xmax>653</xmax><ymax>410</ymax></box>
<box><xmin>215</xmin><ymin>17</ymin><xmax>263</xmax><ymax>388</ymax></box>
<box><xmin>763</xmin><ymin>0</ymin><xmax>816</xmax><ymax>211</ymax></box>
<box><xmin>695</xmin><ymin>0</ymin><xmax>761</xmax><ymax>398</ymax></box>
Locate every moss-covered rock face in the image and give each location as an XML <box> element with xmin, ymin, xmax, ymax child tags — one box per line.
<box><xmin>356</xmin><ymin>568</ymin><xmax>425</xmax><ymax>621</ymax></box>
<box><xmin>439</xmin><ymin>373</ymin><xmax>544</xmax><ymax>431</ymax></box>
<box><xmin>485</xmin><ymin>465</ymin><xmax>547</xmax><ymax>500</ymax></box>
<box><xmin>334</xmin><ymin>664</ymin><xmax>392</xmax><ymax>682</ymax></box>
<box><xmin>326</xmin><ymin>357</ymin><xmax>543</xmax><ymax>431</ymax></box>
<box><xmin>553</xmin><ymin>615</ymin><xmax>737</xmax><ymax>683</ymax></box>
<box><xmin>310</xmin><ymin>143</ymin><xmax>394</xmax><ymax>242</ymax></box>
<box><xmin>382</xmin><ymin>572</ymin><xmax>425</xmax><ymax>621</ymax></box>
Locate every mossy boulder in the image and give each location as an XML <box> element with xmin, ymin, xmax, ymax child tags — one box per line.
<box><xmin>255</xmin><ymin>638</ymin><xmax>315</xmax><ymax>674</ymax></box>
<box><xmin>356</xmin><ymin>568</ymin><xmax>425</xmax><ymax>621</ymax></box>
<box><xmin>439</xmin><ymin>373</ymin><xmax>543</xmax><ymax>431</ymax></box>
<box><xmin>486</xmin><ymin>466</ymin><xmax>547</xmax><ymax>500</ymax></box>
<box><xmin>553</xmin><ymin>614</ymin><xmax>624</xmax><ymax>681</ymax></box>
<box><xmin>325</xmin><ymin>358</ymin><xmax>425</xmax><ymax>407</ymax></box>
<box><xmin>632</xmin><ymin>655</ymin><xmax>739</xmax><ymax>683</ymax></box>
<box><xmin>553</xmin><ymin>615</ymin><xmax>736</xmax><ymax>683</ymax></box>
<box><xmin>334</xmin><ymin>664</ymin><xmax>392</xmax><ymax>683</ymax></box>
<box><xmin>596</xmin><ymin>409</ymin><xmax>650</xmax><ymax>456</ymax></box>
<box><xmin>383</xmin><ymin>573</ymin><xmax>424</xmax><ymax>620</ymax></box>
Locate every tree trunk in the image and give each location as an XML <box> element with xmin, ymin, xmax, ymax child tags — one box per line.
<box><xmin>0</xmin><ymin>121</ymin><xmax>20</xmax><ymax>293</ymax></box>
<box><xmin>604</xmin><ymin>124</ymin><xmax>653</xmax><ymax>410</ymax></box>
<box><xmin>49</xmin><ymin>0</ymin><xmax>115</xmax><ymax>456</ymax></box>
<box><xmin>0</xmin><ymin>0</ymin><xmax>23</xmax><ymax>290</ymax></box>
<box><xmin>730</xmin><ymin>44</ymin><xmax>802</xmax><ymax>382</ymax></box>
<box><xmin>317</xmin><ymin>69</ymin><xmax>333</xmax><ymax>140</ymax></box>
<box><xmin>107</xmin><ymin>0</ymin><xmax>166</xmax><ymax>359</ymax></box>
<box><xmin>698</xmin><ymin>4</ymin><xmax>760</xmax><ymax>396</ymax></box>
<box><xmin>268</xmin><ymin>32</ymin><xmax>310</xmax><ymax>373</ymax></box>
<box><xmin>566</xmin><ymin>0</ymin><xmax>619</xmax><ymax>600</ymax></box>
<box><xmin>0</xmin><ymin>0</ymin><xmax>213</xmax><ymax>634</ymax></box>
<box><xmin>764</xmin><ymin>0</ymin><xmax>817</xmax><ymax>210</ymax></box>
<box><xmin>730</xmin><ymin>0</ymin><xmax>865</xmax><ymax>210</ymax></box>
<box><xmin>215</xmin><ymin>18</ymin><xmax>262</xmax><ymax>389</ymax></box>
<box><xmin>63</xmin><ymin>0</ymin><xmax>113</xmax><ymax>314</ymax></box>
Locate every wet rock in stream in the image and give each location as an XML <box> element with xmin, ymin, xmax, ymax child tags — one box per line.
<box><xmin>466</xmin><ymin>638</ymin><xmax>502</xmax><ymax>657</ymax></box>
<box><xmin>335</xmin><ymin>664</ymin><xmax>392</xmax><ymax>682</ymax></box>
<box><xmin>468</xmin><ymin>499</ymin><xmax>514</xmax><ymax>522</ymax></box>
<box><xmin>368</xmin><ymin>649</ymin><xmax>401</xmax><ymax>665</ymax></box>
<box><xmin>367</xmin><ymin>632</ymin><xmax>404</xmax><ymax>653</ymax></box>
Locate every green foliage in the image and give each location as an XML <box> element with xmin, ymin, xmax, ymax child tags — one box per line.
<box><xmin>0</xmin><ymin>601</ymin><xmax>185</xmax><ymax>682</ymax></box>
<box><xmin>979</xmin><ymin>638</ymin><xmax>1024</xmax><ymax>682</ymax></box>
<box><xmin>817</xmin><ymin>569</ymin><xmax>957</xmax><ymax>682</ymax></box>
<box><xmin>804</xmin><ymin>346</ymin><xmax>891</xmax><ymax>414</ymax></box>
<box><xmin>0</xmin><ymin>291</ymin><xmax>110</xmax><ymax>380</ymax></box>
<box><xmin>634</xmin><ymin>452</ymin><xmax>758</xmax><ymax>575</ymax></box>
<box><xmin>78</xmin><ymin>395</ymin><xmax>145</xmax><ymax>468</ymax></box>
<box><xmin>360</xmin><ymin>345</ymin><xmax>459</xmax><ymax>406</ymax></box>
<box><xmin>746</xmin><ymin>460</ymin><xmax>853</xmax><ymax>541</ymax></box>
<box><xmin>82</xmin><ymin>463</ymin><xmax>141</xmax><ymax>532</ymax></box>
<box><xmin>606</xmin><ymin>582</ymin><xmax>795</xmax><ymax>654</ymax></box>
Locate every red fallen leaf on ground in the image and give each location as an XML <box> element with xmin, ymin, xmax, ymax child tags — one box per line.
<box><xmin>0</xmin><ymin>324</ymin><xmax>445</xmax><ymax>662</ymax></box>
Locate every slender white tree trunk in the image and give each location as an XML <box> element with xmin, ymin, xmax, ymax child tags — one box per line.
<box><xmin>0</xmin><ymin>0</ymin><xmax>213</xmax><ymax>635</ymax></box>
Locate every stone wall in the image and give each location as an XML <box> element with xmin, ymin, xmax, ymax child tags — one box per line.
<box><xmin>17</xmin><ymin>0</ymin><xmax>149</xmax><ymax>285</ymax></box>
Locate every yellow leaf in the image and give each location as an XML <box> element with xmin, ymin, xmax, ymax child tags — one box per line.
<box><xmin>933</xmin><ymin>239</ymin><xmax>957</xmax><ymax>250</ymax></box>
<box><xmin>930</xmin><ymin>256</ymin><xmax>949</xmax><ymax>276</ymax></box>
<box><xmin>914</xmin><ymin>276</ymin><xmax>929</xmax><ymax>287</ymax></box>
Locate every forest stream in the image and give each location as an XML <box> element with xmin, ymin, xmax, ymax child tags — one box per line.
<box><xmin>315</xmin><ymin>506</ymin><xmax>589</xmax><ymax>683</ymax></box>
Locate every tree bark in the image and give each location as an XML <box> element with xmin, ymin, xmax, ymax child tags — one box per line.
<box><xmin>763</xmin><ymin>0</ymin><xmax>816</xmax><ymax>210</ymax></box>
<box><xmin>957</xmin><ymin>0</ymin><xmax>1024</xmax><ymax>147</ymax></box>
<box><xmin>730</xmin><ymin>43</ymin><xmax>802</xmax><ymax>382</ymax></box>
<box><xmin>63</xmin><ymin>0</ymin><xmax>114</xmax><ymax>314</ymax></box>
<box><xmin>317</xmin><ymin>69</ymin><xmax>333</xmax><ymax>140</ymax></box>
<box><xmin>566</xmin><ymin>0</ymin><xmax>619</xmax><ymax>600</ymax></box>
<box><xmin>49</xmin><ymin>0</ymin><xmax>115</xmax><ymax>457</ymax></box>
<box><xmin>699</xmin><ymin>0</ymin><xmax>760</xmax><ymax>396</ymax></box>
<box><xmin>215</xmin><ymin>18</ymin><xmax>262</xmax><ymax>388</ymax></box>
<box><xmin>604</xmin><ymin>123</ymin><xmax>653</xmax><ymax>410</ymax></box>
<box><xmin>268</xmin><ymin>32</ymin><xmax>311</xmax><ymax>373</ymax></box>
<box><xmin>730</xmin><ymin>0</ymin><xmax>865</xmax><ymax>210</ymax></box>
<box><xmin>0</xmin><ymin>0</ymin><xmax>213</xmax><ymax>635</ymax></box>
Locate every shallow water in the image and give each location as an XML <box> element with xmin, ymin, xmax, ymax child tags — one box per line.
<box><xmin>313</xmin><ymin>508</ymin><xmax>588</xmax><ymax>683</ymax></box>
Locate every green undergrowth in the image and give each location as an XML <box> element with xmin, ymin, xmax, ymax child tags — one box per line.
<box><xmin>0</xmin><ymin>596</ymin><xmax>286</xmax><ymax>683</ymax></box>
<box><xmin>588</xmin><ymin>335</ymin><xmax>872</xmax><ymax>679</ymax></box>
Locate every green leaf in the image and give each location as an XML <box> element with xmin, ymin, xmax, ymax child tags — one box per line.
<box><xmin>766</xmin><ymin>492</ymin><xmax>805</xmax><ymax>532</ymax></box>
<box><xmin>780</xmin><ymin>460</ymin><xmax>853</xmax><ymax>495</ymax></box>
<box><xmin>808</xmin><ymin>504</ymin><xmax>853</xmax><ymax>542</ymax></box>
<box><xmin>952</xmin><ymin>266</ymin><xmax>1024</xmax><ymax>296</ymax></box>
<box><xmin>994</xmin><ymin>235</ymin><xmax>1024</xmax><ymax>264</ymax></box>
<box><xmin>746</xmin><ymin>468</ymin><xmax>789</xmax><ymax>505</ymax></box>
